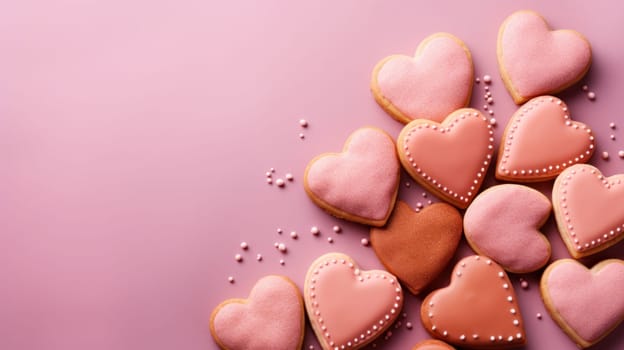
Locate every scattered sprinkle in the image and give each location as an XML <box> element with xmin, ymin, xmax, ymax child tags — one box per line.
<box><xmin>361</xmin><ymin>238</ymin><xmax>369</xmax><ymax>246</ymax></box>
<box><xmin>228</xmin><ymin>276</ymin><xmax>235</xmax><ymax>283</ymax></box>
<box><xmin>609</xmin><ymin>122</ymin><xmax>616</xmax><ymax>129</ymax></box>
<box><xmin>611</xmin><ymin>134</ymin><xmax>616</xmax><ymax>140</ymax></box>
<box><xmin>309</xmin><ymin>346</ymin><xmax>315</xmax><ymax>350</ymax></box>
<box><xmin>285</xmin><ymin>173</ymin><xmax>294</xmax><ymax>181</ymax></box>
<box><xmin>265</xmin><ymin>171</ymin><xmax>272</xmax><ymax>177</ymax></box>
<box><xmin>235</xmin><ymin>254</ymin><xmax>243</xmax><ymax>262</ymax></box>
<box><xmin>256</xmin><ymin>254</ymin><xmax>263</xmax><ymax>261</ymax></box>
<box><xmin>278</xmin><ymin>243</ymin><xmax>287</xmax><ymax>252</ymax></box>
<box><xmin>274</xmin><ymin>242</ymin><xmax>279</xmax><ymax>248</ymax></box>
<box><xmin>266</xmin><ymin>178</ymin><xmax>272</xmax><ymax>184</ymax></box>
<box><xmin>602</xmin><ymin>151</ymin><xmax>610</xmax><ymax>160</ymax></box>
<box><xmin>276</xmin><ymin>178</ymin><xmax>285</xmax><ymax>187</ymax></box>
<box><xmin>406</xmin><ymin>322</ymin><xmax>413</xmax><ymax>330</ymax></box>
<box><xmin>537</xmin><ymin>313</ymin><xmax>542</xmax><ymax>320</ymax></box>
<box><xmin>619</xmin><ymin>150</ymin><xmax>624</xmax><ymax>158</ymax></box>
<box><xmin>299</xmin><ymin>133</ymin><xmax>305</xmax><ymax>140</ymax></box>
<box><xmin>484</xmin><ymin>85</ymin><xmax>489</xmax><ymax>91</ymax></box>
<box><xmin>333</xmin><ymin>225</ymin><xmax>342</xmax><ymax>233</ymax></box>
<box><xmin>488</xmin><ymin>110</ymin><xmax>494</xmax><ymax>116</ymax></box>
<box><xmin>416</xmin><ymin>202</ymin><xmax>424</xmax><ymax>209</ymax></box>
<box><xmin>277</xmin><ymin>228</ymin><xmax>283</xmax><ymax>234</ymax></box>
<box><xmin>487</xmin><ymin>97</ymin><xmax>494</xmax><ymax>104</ymax></box>
<box><xmin>299</xmin><ymin>119</ymin><xmax>308</xmax><ymax>127</ymax></box>
<box><xmin>240</xmin><ymin>242</ymin><xmax>249</xmax><ymax>250</ymax></box>
<box><xmin>475</xmin><ymin>77</ymin><xmax>481</xmax><ymax>84</ymax></box>
<box><xmin>279</xmin><ymin>259</ymin><xmax>285</xmax><ymax>265</ymax></box>
<box><xmin>405</xmin><ymin>182</ymin><xmax>411</xmax><ymax>188</ymax></box>
<box><xmin>587</xmin><ymin>91</ymin><xmax>596</xmax><ymax>100</ymax></box>
<box><xmin>422</xmin><ymin>192</ymin><xmax>428</xmax><ymax>198</ymax></box>
<box><xmin>483</xmin><ymin>75</ymin><xmax>492</xmax><ymax>84</ymax></box>
<box><xmin>582</xmin><ymin>85</ymin><xmax>589</xmax><ymax>91</ymax></box>
<box><xmin>327</xmin><ymin>237</ymin><xmax>334</xmax><ymax>243</ymax></box>
<box><xmin>520</xmin><ymin>280</ymin><xmax>529</xmax><ymax>289</ymax></box>
<box><xmin>290</xmin><ymin>231</ymin><xmax>298</xmax><ymax>239</ymax></box>
<box><xmin>310</xmin><ymin>226</ymin><xmax>320</xmax><ymax>236</ymax></box>
<box><xmin>490</xmin><ymin>118</ymin><xmax>497</xmax><ymax>126</ymax></box>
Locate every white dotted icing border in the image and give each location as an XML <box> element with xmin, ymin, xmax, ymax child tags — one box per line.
<box><xmin>499</xmin><ymin>96</ymin><xmax>594</xmax><ymax>177</ymax></box>
<box><xmin>402</xmin><ymin>111</ymin><xmax>494</xmax><ymax>203</ymax></box>
<box><xmin>427</xmin><ymin>256</ymin><xmax>524</xmax><ymax>344</ymax></box>
<box><xmin>558</xmin><ymin>166</ymin><xmax>624</xmax><ymax>252</ymax></box>
<box><xmin>308</xmin><ymin>257</ymin><xmax>402</xmax><ymax>350</ymax></box>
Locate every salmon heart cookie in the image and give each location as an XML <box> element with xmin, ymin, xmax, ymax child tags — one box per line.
<box><xmin>371</xmin><ymin>201</ymin><xmax>462</xmax><ymax>294</ymax></box>
<box><xmin>304</xmin><ymin>252</ymin><xmax>404</xmax><ymax>350</ymax></box>
<box><xmin>304</xmin><ymin>127</ymin><xmax>400</xmax><ymax>227</ymax></box>
<box><xmin>371</xmin><ymin>32</ymin><xmax>474</xmax><ymax>124</ymax></box>
<box><xmin>552</xmin><ymin>164</ymin><xmax>624</xmax><ymax>258</ymax></box>
<box><xmin>421</xmin><ymin>255</ymin><xmax>526</xmax><ymax>348</ymax></box>
<box><xmin>412</xmin><ymin>339</ymin><xmax>455</xmax><ymax>350</ymax></box>
<box><xmin>496</xmin><ymin>96</ymin><xmax>594</xmax><ymax>182</ymax></box>
<box><xmin>464</xmin><ymin>184</ymin><xmax>552</xmax><ymax>273</ymax></box>
<box><xmin>497</xmin><ymin>10</ymin><xmax>592</xmax><ymax>104</ymax></box>
<box><xmin>397</xmin><ymin>108</ymin><xmax>494</xmax><ymax>209</ymax></box>
<box><xmin>540</xmin><ymin>259</ymin><xmax>624</xmax><ymax>349</ymax></box>
<box><xmin>210</xmin><ymin>275</ymin><xmax>305</xmax><ymax>350</ymax></box>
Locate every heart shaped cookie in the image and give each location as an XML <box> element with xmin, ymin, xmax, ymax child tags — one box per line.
<box><xmin>304</xmin><ymin>252</ymin><xmax>404</xmax><ymax>350</ymax></box>
<box><xmin>411</xmin><ymin>339</ymin><xmax>455</xmax><ymax>350</ymax></box>
<box><xmin>464</xmin><ymin>184</ymin><xmax>552</xmax><ymax>273</ymax></box>
<box><xmin>371</xmin><ymin>32</ymin><xmax>474</xmax><ymax>124</ymax></box>
<box><xmin>496</xmin><ymin>96</ymin><xmax>594</xmax><ymax>182</ymax></box>
<box><xmin>421</xmin><ymin>255</ymin><xmax>526</xmax><ymax>348</ymax></box>
<box><xmin>497</xmin><ymin>10</ymin><xmax>592</xmax><ymax>104</ymax></box>
<box><xmin>210</xmin><ymin>275</ymin><xmax>304</xmax><ymax>350</ymax></box>
<box><xmin>397</xmin><ymin>108</ymin><xmax>494</xmax><ymax>208</ymax></box>
<box><xmin>552</xmin><ymin>164</ymin><xmax>624</xmax><ymax>258</ymax></box>
<box><xmin>370</xmin><ymin>201</ymin><xmax>462</xmax><ymax>294</ymax></box>
<box><xmin>304</xmin><ymin>127</ymin><xmax>400</xmax><ymax>226</ymax></box>
<box><xmin>541</xmin><ymin>259</ymin><xmax>624</xmax><ymax>349</ymax></box>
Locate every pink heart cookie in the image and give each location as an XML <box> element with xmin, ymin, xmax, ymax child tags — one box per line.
<box><xmin>552</xmin><ymin>164</ymin><xmax>624</xmax><ymax>258</ymax></box>
<box><xmin>397</xmin><ymin>108</ymin><xmax>494</xmax><ymax>209</ymax></box>
<box><xmin>496</xmin><ymin>96</ymin><xmax>594</xmax><ymax>182</ymax></box>
<box><xmin>371</xmin><ymin>32</ymin><xmax>474</xmax><ymax>124</ymax></box>
<box><xmin>421</xmin><ymin>255</ymin><xmax>526</xmax><ymax>348</ymax></box>
<box><xmin>210</xmin><ymin>275</ymin><xmax>304</xmax><ymax>350</ymax></box>
<box><xmin>304</xmin><ymin>252</ymin><xmax>404</xmax><ymax>350</ymax></box>
<box><xmin>304</xmin><ymin>127</ymin><xmax>400</xmax><ymax>227</ymax></box>
<box><xmin>464</xmin><ymin>184</ymin><xmax>552</xmax><ymax>273</ymax></box>
<box><xmin>541</xmin><ymin>259</ymin><xmax>624</xmax><ymax>349</ymax></box>
<box><xmin>497</xmin><ymin>10</ymin><xmax>592</xmax><ymax>104</ymax></box>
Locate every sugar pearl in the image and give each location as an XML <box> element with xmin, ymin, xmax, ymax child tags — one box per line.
<box><xmin>290</xmin><ymin>231</ymin><xmax>298</xmax><ymax>239</ymax></box>
<box><xmin>489</xmin><ymin>118</ymin><xmax>497</xmax><ymax>125</ymax></box>
<box><xmin>582</xmin><ymin>85</ymin><xmax>589</xmax><ymax>91</ymax></box>
<box><xmin>266</xmin><ymin>178</ymin><xmax>272</xmax><ymax>184</ymax></box>
<box><xmin>299</xmin><ymin>133</ymin><xmax>305</xmax><ymax>139</ymax></box>
<box><xmin>275</xmin><ymin>178</ymin><xmax>285</xmax><ymax>187</ymax></box>
<box><xmin>587</xmin><ymin>91</ymin><xmax>596</xmax><ymax>100</ymax></box>
<box><xmin>611</xmin><ymin>134</ymin><xmax>616</xmax><ymax>140</ymax></box>
<box><xmin>228</xmin><ymin>276</ymin><xmax>235</xmax><ymax>283</ymax></box>
<box><xmin>483</xmin><ymin>75</ymin><xmax>492</xmax><ymax>83</ymax></box>
<box><xmin>299</xmin><ymin>119</ymin><xmax>308</xmax><ymax>127</ymax></box>
<box><xmin>361</xmin><ymin>238</ymin><xmax>369</xmax><ymax>246</ymax></box>
<box><xmin>285</xmin><ymin>173</ymin><xmax>294</xmax><ymax>181</ymax></box>
<box><xmin>333</xmin><ymin>225</ymin><xmax>342</xmax><ymax>233</ymax></box>
<box><xmin>279</xmin><ymin>259</ymin><xmax>285</xmax><ymax>265</ymax></box>
<box><xmin>602</xmin><ymin>151</ymin><xmax>610</xmax><ymax>160</ymax></box>
<box><xmin>619</xmin><ymin>150</ymin><xmax>624</xmax><ymax>158</ymax></box>
<box><xmin>609</xmin><ymin>122</ymin><xmax>616</xmax><ymax>129</ymax></box>
<box><xmin>520</xmin><ymin>280</ymin><xmax>529</xmax><ymax>289</ymax></box>
<box><xmin>327</xmin><ymin>237</ymin><xmax>334</xmax><ymax>243</ymax></box>
<box><xmin>278</xmin><ymin>243</ymin><xmax>287</xmax><ymax>252</ymax></box>
<box><xmin>234</xmin><ymin>254</ymin><xmax>243</xmax><ymax>262</ymax></box>
<box><xmin>536</xmin><ymin>313</ymin><xmax>542</xmax><ymax>320</ymax></box>
<box><xmin>240</xmin><ymin>242</ymin><xmax>249</xmax><ymax>250</ymax></box>
<box><xmin>277</xmin><ymin>228</ymin><xmax>283</xmax><ymax>234</ymax></box>
<box><xmin>310</xmin><ymin>226</ymin><xmax>320</xmax><ymax>235</ymax></box>
<box><xmin>406</xmin><ymin>322</ymin><xmax>413</xmax><ymax>330</ymax></box>
<box><xmin>256</xmin><ymin>254</ymin><xmax>263</xmax><ymax>261</ymax></box>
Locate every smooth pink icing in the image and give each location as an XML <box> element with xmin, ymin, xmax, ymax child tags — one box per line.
<box><xmin>306</xmin><ymin>254</ymin><xmax>403</xmax><ymax>348</ymax></box>
<box><xmin>545</xmin><ymin>260</ymin><xmax>624</xmax><ymax>342</ymax></box>
<box><xmin>306</xmin><ymin>128</ymin><xmax>399</xmax><ymax>220</ymax></box>
<box><xmin>555</xmin><ymin>164</ymin><xmax>624</xmax><ymax>253</ymax></box>
<box><xmin>500</xmin><ymin>11</ymin><xmax>591</xmax><ymax>98</ymax></box>
<box><xmin>376</xmin><ymin>33</ymin><xmax>473</xmax><ymax>122</ymax></box>
<box><xmin>402</xmin><ymin>110</ymin><xmax>493</xmax><ymax>200</ymax></box>
<box><xmin>464</xmin><ymin>184</ymin><xmax>551</xmax><ymax>272</ymax></box>
<box><xmin>212</xmin><ymin>275</ymin><xmax>303</xmax><ymax>350</ymax></box>
<box><xmin>497</xmin><ymin>96</ymin><xmax>594</xmax><ymax>178</ymax></box>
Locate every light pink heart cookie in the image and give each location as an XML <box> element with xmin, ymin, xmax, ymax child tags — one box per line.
<box><xmin>496</xmin><ymin>96</ymin><xmax>595</xmax><ymax>182</ymax></box>
<box><xmin>497</xmin><ymin>10</ymin><xmax>592</xmax><ymax>104</ymax></box>
<box><xmin>464</xmin><ymin>184</ymin><xmax>552</xmax><ymax>273</ymax></box>
<box><xmin>397</xmin><ymin>108</ymin><xmax>494</xmax><ymax>209</ymax></box>
<box><xmin>304</xmin><ymin>127</ymin><xmax>400</xmax><ymax>227</ymax></box>
<box><xmin>553</xmin><ymin>164</ymin><xmax>624</xmax><ymax>258</ymax></box>
<box><xmin>371</xmin><ymin>32</ymin><xmax>474</xmax><ymax>124</ymax></box>
<box><xmin>210</xmin><ymin>275</ymin><xmax>304</xmax><ymax>350</ymax></box>
<box><xmin>304</xmin><ymin>252</ymin><xmax>404</xmax><ymax>350</ymax></box>
<box><xmin>541</xmin><ymin>259</ymin><xmax>624</xmax><ymax>348</ymax></box>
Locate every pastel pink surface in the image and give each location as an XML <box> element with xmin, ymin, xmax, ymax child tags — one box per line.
<box><xmin>553</xmin><ymin>164</ymin><xmax>624</xmax><ymax>256</ymax></box>
<box><xmin>375</xmin><ymin>33</ymin><xmax>473</xmax><ymax>123</ymax></box>
<box><xmin>305</xmin><ymin>128</ymin><xmax>399</xmax><ymax>221</ymax></box>
<box><xmin>499</xmin><ymin>11</ymin><xmax>591</xmax><ymax>99</ymax></box>
<box><xmin>305</xmin><ymin>253</ymin><xmax>403</xmax><ymax>349</ymax></box>
<box><xmin>464</xmin><ymin>184</ymin><xmax>551</xmax><ymax>273</ymax></box>
<box><xmin>211</xmin><ymin>276</ymin><xmax>303</xmax><ymax>350</ymax></box>
<box><xmin>543</xmin><ymin>260</ymin><xmax>624</xmax><ymax>343</ymax></box>
<box><xmin>497</xmin><ymin>96</ymin><xmax>594</xmax><ymax>180</ymax></box>
<box><xmin>399</xmin><ymin>109</ymin><xmax>493</xmax><ymax>206</ymax></box>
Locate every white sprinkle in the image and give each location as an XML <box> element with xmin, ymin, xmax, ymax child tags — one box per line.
<box><xmin>609</xmin><ymin>122</ymin><xmax>616</xmax><ymax>129</ymax></box>
<box><xmin>279</xmin><ymin>259</ymin><xmax>285</xmax><ymax>265</ymax></box>
<box><xmin>489</xmin><ymin>118</ymin><xmax>497</xmax><ymax>125</ymax></box>
<box><xmin>327</xmin><ymin>237</ymin><xmax>334</xmax><ymax>243</ymax></box>
<box><xmin>228</xmin><ymin>276</ymin><xmax>235</xmax><ymax>283</ymax></box>
<box><xmin>299</xmin><ymin>119</ymin><xmax>308</xmax><ymax>127</ymax></box>
<box><xmin>234</xmin><ymin>254</ymin><xmax>243</xmax><ymax>262</ymax></box>
<box><xmin>587</xmin><ymin>91</ymin><xmax>596</xmax><ymax>100</ymax></box>
<box><xmin>299</xmin><ymin>133</ymin><xmax>305</xmax><ymax>139</ymax></box>
<box><xmin>361</xmin><ymin>238</ymin><xmax>369</xmax><ymax>246</ymax></box>
<box><xmin>602</xmin><ymin>151</ymin><xmax>610</xmax><ymax>160</ymax></box>
<box><xmin>310</xmin><ymin>226</ymin><xmax>320</xmax><ymax>235</ymax></box>
<box><xmin>278</xmin><ymin>243</ymin><xmax>287</xmax><ymax>252</ymax></box>
<box><xmin>275</xmin><ymin>178</ymin><xmax>285</xmax><ymax>187</ymax></box>
<box><xmin>483</xmin><ymin>75</ymin><xmax>492</xmax><ymax>83</ymax></box>
<box><xmin>256</xmin><ymin>254</ymin><xmax>263</xmax><ymax>261</ymax></box>
<box><xmin>619</xmin><ymin>150</ymin><xmax>624</xmax><ymax>158</ymax></box>
<box><xmin>333</xmin><ymin>225</ymin><xmax>342</xmax><ymax>233</ymax></box>
<box><xmin>285</xmin><ymin>173</ymin><xmax>294</xmax><ymax>181</ymax></box>
<box><xmin>240</xmin><ymin>242</ymin><xmax>249</xmax><ymax>250</ymax></box>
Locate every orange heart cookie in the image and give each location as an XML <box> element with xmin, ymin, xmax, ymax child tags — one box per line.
<box><xmin>304</xmin><ymin>252</ymin><xmax>404</xmax><ymax>350</ymax></box>
<box><xmin>304</xmin><ymin>127</ymin><xmax>400</xmax><ymax>227</ymax></box>
<box><xmin>397</xmin><ymin>108</ymin><xmax>494</xmax><ymax>208</ymax></box>
<box><xmin>371</xmin><ymin>32</ymin><xmax>474</xmax><ymax>124</ymax></box>
<box><xmin>421</xmin><ymin>255</ymin><xmax>526</xmax><ymax>348</ymax></box>
<box><xmin>411</xmin><ymin>339</ymin><xmax>455</xmax><ymax>350</ymax></box>
<box><xmin>497</xmin><ymin>10</ymin><xmax>592</xmax><ymax>104</ymax></box>
<box><xmin>370</xmin><ymin>201</ymin><xmax>462</xmax><ymax>294</ymax></box>
<box><xmin>210</xmin><ymin>275</ymin><xmax>305</xmax><ymax>350</ymax></box>
<box><xmin>496</xmin><ymin>96</ymin><xmax>594</xmax><ymax>182</ymax></box>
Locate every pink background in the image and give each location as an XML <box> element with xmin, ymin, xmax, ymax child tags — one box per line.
<box><xmin>1</xmin><ymin>1</ymin><xmax>623</xmax><ymax>349</ymax></box>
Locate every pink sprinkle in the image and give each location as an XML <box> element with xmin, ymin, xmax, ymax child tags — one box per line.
<box><xmin>333</xmin><ymin>225</ymin><xmax>342</xmax><ymax>233</ymax></box>
<box><xmin>279</xmin><ymin>259</ymin><xmax>285</xmax><ymax>265</ymax></box>
<box><xmin>406</xmin><ymin>322</ymin><xmax>413</xmax><ymax>330</ymax></box>
<box><xmin>427</xmin><ymin>200</ymin><xmax>432</xmax><ymax>205</ymax></box>
<box><xmin>265</xmin><ymin>171</ymin><xmax>272</xmax><ymax>177</ymax></box>
<box><xmin>587</xmin><ymin>91</ymin><xmax>596</xmax><ymax>100</ymax></box>
<box><xmin>290</xmin><ymin>231</ymin><xmax>298</xmax><ymax>239</ymax></box>
<box><xmin>484</xmin><ymin>85</ymin><xmax>490</xmax><ymax>91</ymax></box>
<box><xmin>475</xmin><ymin>77</ymin><xmax>481</xmax><ymax>84</ymax></box>
<box><xmin>361</xmin><ymin>238</ymin><xmax>369</xmax><ymax>246</ymax></box>
<box><xmin>536</xmin><ymin>313</ymin><xmax>542</xmax><ymax>320</ymax></box>
<box><xmin>299</xmin><ymin>119</ymin><xmax>308</xmax><ymax>127</ymax></box>
<box><xmin>310</xmin><ymin>226</ymin><xmax>320</xmax><ymax>235</ymax></box>
<box><xmin>327</xmin><ymin>237</ymin><xmax>334</xmax><ymax>243</ymax></box>
<box><xmin>278</xmin><ymin>243</ymin><xmax>287</xmax><ymax>252</ymax></box>
<box><xmin>275</xmin><ymin>178</ymin><xmax>285</xmax><ymax>187</ymax></box>
<box><xmin>618</xmin><ymin>150</ymin><xmax>624</xmax><ymax>158</ymax></box>
<box><xmin>274</xmin><ymin>242</ymin><xmax>279</xmax><ymax>248</ymax></box>
<box><xmin>299</xmin><ymin>133</ymin><xmax>305</xmax><ymax>139</ymax></box>
<box><xmin>602</xmin><ymin>151</ymin><xmax>610</xmax><ymax>160</ymax></box>
<box><xmin>309</xmin><ymin>346</ymin><xmax>315</xmax><ymax>350</ymax></box>
<box><xmin>483</xmin><ymin>104</ymin><xmax>489</xmax><ymax>110</ymax></box>
<box><xmin>240</xmin><ymin>242</ymin><xmax>249</xmax><ymax>250</ymax></box>
<box><xmin>285</xmin><ymin>173</ymin><xmax>294</xmax><ymax>181</ymax></box>
<box><xmin>422</xmin><ymin>192</ymin><xmax>428</xmax><ymax>198</ymax></box>
<box><xmin>611</xmin><ymin>134</ymin><xmax>616</xmax><ymax>140</ymax></box>
<box><xmin>405</xmin><ymin>182</ymin><xmax>411</xmax><ymax>188</ymax></box>
<box><xmin>234</xmin><ymin>254</ymin><xmax>243</xmax><ymax>262</ymax></box>
<box><xmin>483</xmin><ymin>75</ymin><xmax>492</xmax><ymax>83</ymax></box>
<box><xmin>256</xmin><ymin>254</ymin><xmax>263</xmax><ymax>261</ymax></box>
<box><xmin>520</xmin><ymin>280</ymin><xmax>529</xmax><ymax>289</ymax></box>
<box><xmin>610</xmin><ymin>122</ymin><xmax>616</xmax><ymax>129</ymax></box>
<box><xmin>277</xmin><ymin>228</ymin><xmax>283</xmax><ymax>234</ymax></box>
<box><xmin>582</xmin><ymin>85</ymin><xmax>589</xmax><ymax>91</ymax></box>
<box><xmin>490</xmin><ymin>118</ymin><xmax>497</xmax><ymax>126</ymax></box>
<box><xmin>228</xmin><ymin>276</ymin><xmax>235</xmax><ymax>283</ymax></box>
<box><xmin>270</xmin><ymin>168</ymin><xmax>275</xmax><ymax>173</ymax></box>
<box><xmin>266</xmin><ymin>178</ymin><xmax>272</xmax><ymax>184</ymax></box>
<box><xmin>416</xmin><ymin>202</ymin><xmax>424</xmax><ymax>209</ymax></box>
